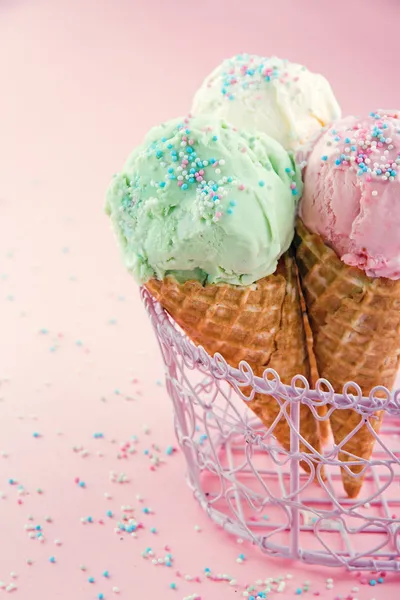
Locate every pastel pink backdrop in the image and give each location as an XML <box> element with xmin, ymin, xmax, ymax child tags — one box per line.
<box><xmin>1</xmin><ymin>0</ymin><xmax>400</xmax><ymax>598</ymax></box>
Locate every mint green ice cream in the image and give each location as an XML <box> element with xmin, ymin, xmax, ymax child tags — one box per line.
<box><xmin>106</xmin><ymin>116</ymin><xmax>302</xmax><ymax>286</ymax></box>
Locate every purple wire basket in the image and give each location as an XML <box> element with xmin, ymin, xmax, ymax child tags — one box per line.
<box><xmin>142</xmin><ymin>287</ymin><xmax>400</xmax><ymax>571</ymax></box>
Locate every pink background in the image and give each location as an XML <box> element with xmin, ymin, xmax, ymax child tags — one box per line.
<box><xmin>1</xmin><ymin>0</ymin><xmax>400</xmax><ymax>598</ymax></box>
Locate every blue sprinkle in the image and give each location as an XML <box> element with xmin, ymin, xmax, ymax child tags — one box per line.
<box><xmin>168</xmin><ymin>167</ymin><xmax>174</xmax><ymax>173</ymax></box>
<box><xmin>181</xmin><ymin>184</ymin><xmax>188</xmax><ymax>191</ymax></box>
<box><xmin>49</xmin><ymin>556</ymin><xmax>56</xmax><ymax>563</ymax></box>
<box><xmin>291</xmin><ymin>189</ymin><xmax>298</xmax><ymax>195</ymax></box>
<box><xmin>35</xmin><ymin>525</ymin><xmax>41</xmax><ymax>531</ymax></box>
<box><xmin>185</xmin><ymin>129</ymin><xmax>191</xmax><ymax>134</ymax></box>
<box><xmin>106</xmin><ymin>510</ymin><xmax>113</xmax><ymax>518</ymax></box>
<box><xmin>170</xmin><ymin>583</ymin><xmax>177</xmax><ymax>590</ymax></box>
<box><xmin>165</xmin><ymin>446</ymin><xmax>174</xmax><ymax>455</ymax></box>
<box><xmin>33</xmin><ymin>432</ymin><xmax>40</xmax><ymax>438</ymax></box>
<box><xmin>212</xmin><ymin>184</ymin><xmax>218</xmax><ymax>191</ymax></box>
<box><xmin>321</xmin><ymin>155</ymin><xmax>328</xmax><ymax>161</ymax></box>
<box><xmin>295</xmin><ymin>589</ymin><xmax>302</xmax><ymax>595</ymax></box>
<box><xmin>161</xmin><ymin>137</ymin><xmax>167</xmax><ymax>142</ymax></box>
<box><xmin>229</xmin><ymin>201</ymin><xmax>236</xmax><ymax>206</ymax></box>
<box><xmin>345</xmin><ymin>137</ymin><xmax>351</xmax><ymax>143</ymax></box>
<box><xmin>209</xmin><ymin>158</ymin><xmax>216</xmax><ymax>164</ymax></box>
<box><xmin>188</xmin><ymin>178</ymin><xmax>195</xmax><ymax>184</ymax></box>
<box><xmin>258</xmin><ymin>180</ymin><xmax>265</xmax><ymax>187</ymax></box>
<box><xmin>378</xmin><ymin>577</ymin><xmax>384</xmax><ymax>583</ymax></box>
<box><xmin>167</xmin><ymin>144</ymin><xmax>173</xmax><ymax>149</ymax></box>
<box><xmin>144</xmin><ymin>449</ymin><xmax>149</xmax><ymax>455</ymax></box>
<box><xmin>87</xmin><ymin>516</ymin><xmax>93</xmax><ymax>523</ymax></box>
<box><xmin>156</xmin><ymin>151</ymin><xmax>163</xmax><ymax>159</ymax></box>
<box><xmin>165</xmin><ymin>561</ymin><xmax>172</xmax><ymax>567</ymax></box>
<box><xmin>335</xmin><ymin>159</ymin><xmax>341</xmax><ymax>165</ymax></box>
<box><xmin>189</xmin><ymin>168</ymin><xmax>196</xmax><ymax>174</ymax></box>
<box><xmin>238</xmin><ymin>553</ymin><xmax>246</xmax><ymax>560</ymax></box>
<box><xmin>212</xmin><ymin>135</ymin><xmax>218</xmax><ymax>141</ymax></box>
<box><xmin>159</xmin><ymin>181</ymin><xmax>166</xmax><ymax>188</ymax></box>
<box><xmin>377</xmin><ymin>169</ymin><xmax>382</xmax><ymax>175</ymax></box>
<box><xmin>204</xmin><ymin>568</ymin><xmax>211</xmax><ymax>573</ymax></box>
<box><xmin>142</xmin><ymin>507</ymin><xmax>150</xmax><ymax>514</ymax></box>
<box><xmin>8</xmin><ymin>479</ymin><xmax>16</xmax><ymax>485</ymax></box>
<box><xmin>78</xmin><ymin>481</ymin><xmax>86</xmax><ymax>488</ymax></box>
<box><xmin>98</xmin><ymin>595</ymin><xmax>104</xmax><ymax>600</ymax></box>
<box><xmin>351</xmin><ymin>145</ymin><xmax>356</xmax><ymax>151</ymax></box>
<box><xmin>186</xmin><ymin>147</ymin><xmax>193</xmax><ymax>154</ymax></box>
<box><xmin>227</xmin><ymin>208</ymin><xmax>233</xmax><ymax>215</ymax></box>
<box><xmin>88</xmin><ymin>577</ymin><xmax>95</xmax><ymax>583</ymax></box>
<box><xmin>369</xmin><ymin>579</ymin><xmax>377</xmax><ymax>586</ymax></box>
<box><xmin>227</xmin><ymin>177</ymin><xmax>233</xmax><ymax>183</ymax></box>
<box><xmin>150</xmin><ymin>527</ymin><xmax>157</xmax><ymax>534</ymax></box>
<box><xmin>103</xmin><ymin>571</ymin><xmax>109</xmax><ymax>578</ymax></box>
<box><xmin>285</xmin><ymin>167</ymin><xmax>291</xmax><ymax>173</ymax></box>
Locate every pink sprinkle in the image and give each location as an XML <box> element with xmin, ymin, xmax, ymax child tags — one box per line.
<box><xmin>215</xmin><ymin>212</ymin><xmax>222</xmax><ymax>219</ymax></box>
<box><xmin>199</xmin><ymin>169</ymin><xmax>205</xmax><ymax>176</ymax></box>
<box><xmin>196</xmin><ymin>177</ymin><xmax>202</xmax><ymax>183</ymax></box>
<box><xmin>195</xmin><ymin>576</ymin><xmax>201</xmax><ymax>583</ymax></box>
<box><xmin>238</xmin><ymin>184</ymin><xmax>245</xmax><ymax>191</ymax></box>
<box><xmin>74</xmin><ymin>477</ymin><xmax>80</xmax><ymax>484</ymax></box>
<box><xmin>290</xmin><ymin>182</ymin><xmax>296</xmax><ymax>189</ymax></box>
<box><xmin>188</xmin><ymin>139</ymin><xmax>194</xmax><ymax>145</ymax></box>
<box><xmin>18</xmin><ymin>499</ymin><xmax>23</xmax><ymax>505</ymax></box>
<box><xmin>164</xmin><ymin>545</ymin><xmax>170</xmax><ymax>551</ymax></box>
<box><xmin>98</xmin><ymin>519</ymin><xmax>104</xmax><ymax>525</ymax></box>
<box><xmin>182</xmin><ymin>136</ymin><xmax>187</xmax><ymax>142</ymax></box>
<box><xmin>182</xmin><ymin>159</ymin><xmax>189</xmax><ymax>166</ymax></box>
<box><xmin>176</xmin><ymin>570</ymin><xmax>181</xmax><ymax>577</ymax></box>
<box><xmin>150</xmin><ymin>466</ymin><xmax>155</xmax><ymax>471</ymax></box>
<box><xmin>380</xmin><ymin>571</ymin><xmax>387</xmax><ymax>577</ymax></box>
<box><xmin>178</xmin><ymin>181</ymin><xmax>183</xmax><ymax>187</ymax></box>
<box><xmin>360</xmin><ymin>577</ymin><xmax>368</xmax><ymax>584</ymax></box>
<box><xmin>392</xmin><ymin>514</ymin><xmax>397</xmax><ymax>518</ymax></box>
<box><xmin>366</xmin><ymin>175</ymin><xmax>372</xmax><ymax>182</ymax></box>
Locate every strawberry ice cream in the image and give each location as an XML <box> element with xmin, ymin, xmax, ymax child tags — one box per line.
<box><xmin>300</xmin><ymin>110</ymin><xmax>400</xmax><ymax>279</ymax></box>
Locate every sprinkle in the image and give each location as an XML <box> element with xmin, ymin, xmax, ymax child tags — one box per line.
<box><xmin>78</xmin><ymin>481</ymin><xmax>86</xmax><ymax>488</ymax></box>
<box><xmin>112</xmin><ymin>587</ymin><xmax>120</xmax><ymax>594</ymax></box>
<box><xmin>106</xmin><ymin>510</ymin><xmax>113</xmax><ymax>518</ymax></box>
<box><xmin>32</xmin><ymin>432</ymin><xmax>41</xmax><ymax>438</ymax></box>
<box><xmin>103</xmin><ymin>571</ymin><xmax>110</xmax><ymax>578</ymax></box>
<box><xmin>49</xmin><ymin>556</ymin><xmax>56</xmax><ymax>563</ymax></box>
<box><xmin>372</xmin><ymin>190</ymin><xmax>378</xmax><ymax>196</ymax></box>
<box><xmin>369</xmin><ymin>579</ymin><xmax>377</xmax><ymax>586</ymax></box>
<box><xmin>170</xmin><ymin>583</ymin><xmax>177</xmax><ymax>589</ymax></box>
<box><xmin>258</xmin><ymin>180</ymin><xmax>265</xmax><ymax>187</ymax></box>
<box><xmin>88</xmin><ymin>577</ymin><xmax>95</xmax><ymax>583</ymax></box>
<box><xmin>98</xmin><ymin>595</ymin><xmax>104</xmax><ymax>600</ymax></box>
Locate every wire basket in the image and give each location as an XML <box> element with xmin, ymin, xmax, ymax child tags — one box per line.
<box><xmin>142</xmin><ymin>287</ymin><xmax>400</xmax><ymax>571</ymax></box>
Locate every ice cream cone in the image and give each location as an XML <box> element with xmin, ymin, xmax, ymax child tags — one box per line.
<box><xmin>146</xmin><ymin>252</ymin><xmax>324</xmax><ymax>476</ymax></box>
<box><xmin>295</xmin><ymin>218</ymin><xmax>400</xmax><ymax>497</ymax></box>
<box><xmin>301</xmin><ymin>292</ymin><xmax>331</xmax><ymax>445</ymax></box>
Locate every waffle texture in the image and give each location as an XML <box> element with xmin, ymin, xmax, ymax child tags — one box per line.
<box><xmin>146</xmin><ymin>253</ymin><xmax>323</xmax><ymax>475</ymax></box>
<box><xmin>295</xmin><ymin>218</ymin><xmax>400</xmax><ymax>497</ymax></box>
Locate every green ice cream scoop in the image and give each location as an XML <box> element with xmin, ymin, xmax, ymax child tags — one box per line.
<box><xmin>106</xmin><ymin>116</ymin><xmax>302</xmax><ymax>286</ymax></box>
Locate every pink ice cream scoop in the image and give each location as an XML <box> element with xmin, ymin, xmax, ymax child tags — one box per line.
<box><xmin>300</xmin><ymin>110</ymin><xmax>400</xmax><ymax>280</ymax></box>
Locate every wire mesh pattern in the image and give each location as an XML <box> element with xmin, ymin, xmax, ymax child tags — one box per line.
<box><xmin>142</xmin><ymin>288</ymin><xmax>400</xmax><ymax>571</ymax></box>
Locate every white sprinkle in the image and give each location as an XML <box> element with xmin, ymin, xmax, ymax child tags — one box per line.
<box><xmin>0</xmin><ymin>582</ymin><xmax>5</xmax><ymax>589</ymax></box>
<box><xmin>372</xmin><ymin>191</ymin><xmax>378</xmax><ymax>196</ymax></box>
<box><xmin>112</xmin><ymin>587</ymin><xmax>120</xmax><ymax>594</ymax></box>
<box><xmin>10</xmin><ymin>573</ymin><xmax>17</xmax><ymax>579</ymax></box>
<box><xmin>6</xmin><ymin>584</ymin><xmax>16</xmax><ymax>593</ymax></box>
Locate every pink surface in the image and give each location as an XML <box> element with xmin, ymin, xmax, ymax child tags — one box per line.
<box><xmin>1</xmin><ymin>0</ymin><xmax>400</xmax><ymax>598</ymax></box>
<box><xmin>300</xmin><ymin>112</ymin><xmax>400</xmax><ymax>279</ymax></box>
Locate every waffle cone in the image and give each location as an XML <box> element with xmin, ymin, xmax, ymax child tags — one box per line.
<box><xmin>295</xmin><ymin>218</ymin><xmax>400</xmax><ymax>497</ymax></box>
<box><xmin>146</xmin><ymin>252</ymin><xmax>323</xmax><ymax>476</ymax></box>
